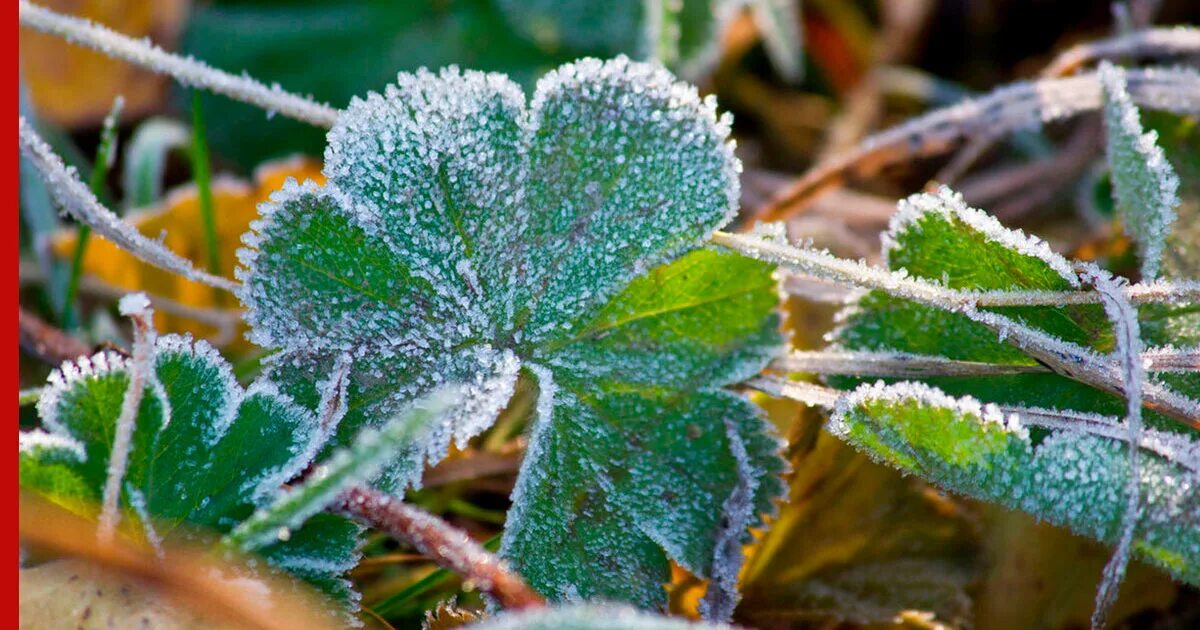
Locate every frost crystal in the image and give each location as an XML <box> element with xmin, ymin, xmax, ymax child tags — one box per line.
<box><xmin>239</xmin><ymin>57</ymin><xmax>784</xmax><ymax>609</ymax></box>
<box><xmin>1100</xmin><ymin>61</ymin><xmax>1181</xmax><ymax>280</ymax></box>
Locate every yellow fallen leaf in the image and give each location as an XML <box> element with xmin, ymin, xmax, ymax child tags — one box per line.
<box><xmin>19</xmin><ymin>0</ymin><xmax>190</xmax><ymax>127</ymax></box>
<box><xmin>53</xmin><ymin>156</ymin><xmax>326</xmax><ymax>348</ymax></box>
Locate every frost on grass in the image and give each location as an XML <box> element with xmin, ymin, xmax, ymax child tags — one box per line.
<box><xmin>239</xmin><ymin>57</ymin><xmax>784</xmax><ymax>610</ymax></box>
<box><xmin>1100</xmin><ymin>61</ymin><xmax>1180</xmax><ymax>280</ymax></box>
<box><xmin>18</xmin><ymin>334</ymin><xmax>362</xmax><ymax>607</ymax></box>
<box><xmin>830</xmin><ymin>381</ymin><xmax>1200</xmax><ymax>584</ymax></box>
<box><xmin>1078</xmin><ymin>263</ymin><xmax>1146</xmax><ymax>628</ymax></box>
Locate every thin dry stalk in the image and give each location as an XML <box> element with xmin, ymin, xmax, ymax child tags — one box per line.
<box><xmin>334</xmin><ymin>486</ymin><xmax>545</xmax><ymax>611</ymax></box>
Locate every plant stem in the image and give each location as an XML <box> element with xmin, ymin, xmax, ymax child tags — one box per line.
<box><xmin>98</xmin><ymin>294</ymin><xmax>157</xmax><ymax>544</ymax></box>
<box><xmin>335</xmin><ymin>486</ymin><xmax>544</xmax><ymax>612</ymax></box>
<box><xmin>190</xmin><ymin>92</ymin><xmax>220</xmax><ymax>278</ymax></box>
<box><xmin>19</xmin><ymin>117</ymin><xmax>238</xmax><ymax>293</ymax></box>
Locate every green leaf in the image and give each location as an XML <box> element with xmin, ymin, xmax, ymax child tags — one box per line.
<box><xmin>832</xmin><ymin>187</ymin><xmax>1123</xmax><ymax>413</ymax></box>
<box><xmin>471</xmin><ymin>603</ymin><xmax>735</xmax><ymax>629</ymax></box>
<box><xmin>830</xmin><ymin>381</ymin><xmax>1200</xmax><ymax>584</ymax></box>
<box><xmin>1100</xmin><ymin>62</ymin><xmax>1180</xmax><ymax>281</ymax></box>
<box><xmin>239</xmin><ymin>58</ymin><xmax>785</xmax><ymax>610</ymax></box>
<box><xmin>20</xmin><ymin>336</ymin><xmax>361</xmax><ymax>604</ymax></box>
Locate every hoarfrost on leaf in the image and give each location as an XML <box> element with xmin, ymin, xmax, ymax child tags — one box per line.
<box><xmin>1099</xmin><ymin>61</ymin><xmax>1181</xmax><ymax>280</ymax></box>
<box><xmin>238</xmin><ymin>57</ymin><xmax>785</xmax><ymax>610</ymax></box>
<box><xmin>18</xmin><ymin>334</ymin><xmax>362</xmax><ymax>609</ymax></box>
<box><xmin>830</xmin><ymin>381</ymin><xmax>1200</xmax><ymax>585</ymax></box>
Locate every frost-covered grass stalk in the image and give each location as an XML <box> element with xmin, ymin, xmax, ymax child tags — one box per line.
<box><xmin>17</xmin><ymin>0</ymin><xmax>338</xmax><ymax>128</ymax></box>
<box><xmin>97</xmin><ymin>293</ymin><xmax>157</xmax><ymax>544</ymax></box>
<box><xmin>18</xmin><ymin>117</ymin><xmax>238</xmax><ymax>293</ymax></box>
<box><xmin>714</xmin><ymin>231</ymin><xmax>1200</xmax><ymax>307</ymax></box>
<box><xmin>758</xmin><ymin>65</ymin><xmax>1200</xmax><ymax>220</ymax></box>
<box><xmin>1042</xmin><ymin>26</ymin><xmax>1200</xmax><ymax>77</ymax></box>
<box><xmin>1079</xmin><ymin>264</ymin><xmax>1145</xmax><ymax>630</ymax></box>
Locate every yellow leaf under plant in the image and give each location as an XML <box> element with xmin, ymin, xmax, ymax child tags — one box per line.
<box><xmin>52</xmin><ymin>156</ymin><xmax>325</xmax><ymax>348</ymax></box>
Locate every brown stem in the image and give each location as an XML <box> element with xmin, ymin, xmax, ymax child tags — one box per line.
<box><xmin>334</xmin><ymin>486</ymin><xmax>545</xmax><ymax>611</ymax></box>
<box><xmin>18</xmin><ymin>306</ymin><xmax>91</xmax><ymax>364</ymax></box>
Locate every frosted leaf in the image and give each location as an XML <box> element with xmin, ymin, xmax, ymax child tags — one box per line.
<box><xmin>1100</xmin><ymin>61</ymin><xmax>1180</xmax><ymax>281</ymax></box>
<box><xmin>833</xmin><ymin>186</ymin><xmax>1125</xmax><ymax>414</ymax></box>
<box><xmin>240</xmin><ymin>57</ymin><xmax>783</xmax><ymax>610</ymax></box>
<box><xmin>520</xmin><ymin>56</ymin><xmax>740</xmax><ymax>341</ymax></box>
<box><xmin>830</xmin><ymin>381</ymin><xmax>1200</xmax><ymax>585</ymax></box>
<box><xmin>19</xmin><ymin>334</ymin><xmax>361</xmax><ymax>606</ymax></box>
<box><xmin>501</xmin><ymin>378</ymin><xmax>785</xmax><ymax>609</ymax></box>
<box><xmin>473</xmin><ymin>603</ymin><xmax>736</xmax><ymax>629</ymax></box>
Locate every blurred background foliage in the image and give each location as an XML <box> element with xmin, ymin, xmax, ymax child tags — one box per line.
<box><xmin>18</xmin><ymin>1</ymin><xmax>1200</xmax><ymax>628</ymax></box>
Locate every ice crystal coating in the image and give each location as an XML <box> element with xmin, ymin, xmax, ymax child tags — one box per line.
<box><xmin>19</xmin><ymin>335</ymin><xmax>362</xmax><ymax>606</ymax></box>
<box><xmin>830</xmin><ymin>381</ymin><xmax>1200</xmax><ymax>584</ymax></box>
<box><xmin>474</xmin><ymin>603</ymin><xmax>736</xmax><ymax>630</ymax></box>
<box><xmin>1100</xmin><ymin>61</ymin><xmax>1181</xmax><ymax>280</ymax></box>
<box><xmin>238</xmin><ymin>57</ymin><xmax>784</xmax><ymax>610</ymax></box>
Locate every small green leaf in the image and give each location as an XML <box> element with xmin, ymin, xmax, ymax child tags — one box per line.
<box><xmin>239</xmin><ymin>58</ymin><xmax>785</xmax><ymax>610</ymax></box>
<box><xmin>830</xmin><ymin>381</ymin><xmax>1200</xmax><ymax>584</ymax></box>
<box><xmin>20</xmin><ymin>336</ymin><xmax>361</xmax><ymax>604</ymax></box>
<box><xmin>1100</xmin><ymin>61</ymin><xmax>1180</xmax><ymax>281</ymax></box>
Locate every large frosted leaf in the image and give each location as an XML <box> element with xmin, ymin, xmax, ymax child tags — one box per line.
<box><xmin>20</xmin><ymin>336</ymin><xmax>362</xmax><ymax>604</ymax></box>
<box><xmin>1100</xmin><ymin>62</ymin><xmax>1180</xmax><ymax>281</ymax></box>
<box><xmin>239</xmin><ymin>57</ymin><xmax>784</xmax><ymax>611</ymax></box>
<box><xmin>829</xmin><ymin>381</ymin><xmax>1200</xmax><ymax>584</ymax></box>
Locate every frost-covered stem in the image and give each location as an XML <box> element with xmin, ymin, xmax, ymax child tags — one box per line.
<box><xmin>715</xmin><ymin>231</ymin><xmax>1200</xmax><ymax>306</ymax></box>
<box><xmin>746</xmin><ymin>377</ymin><xmax>1200</xmax><ymax>474</ymax></box>
<box><xmin>1142</xmin><ymin>345</ymin><xmax>1200</xmax><ymax>371</ymax></box>
<box><xmin>774</xmin><ymin>350</ymin><xmax>1049</xmax><ymax>377</ymax></box>
<box><xmin>18</xmin><ymin>1</ymin><xmax>338</xmax><ymax>129</ymax></box>
<box><xmin>19</xmin><ymin>117</ymin><xmax>239</xmax><ymax>293</ymax></box>
<box><xmin>334</xmin><ymin>485</ymin><xmax>545</xmax><ymax>610</ymax></box>
<box><xmin>744</xmin><ymin>376</ymin><xmax>841</xmax><ymax>409</ymax></box>
<box><xmin>1005</xmin><ymin>407</ymin><xmax>1199</xmax><ymax>474</ymax></box>
<box><xmin>98</xmin><ymin>294</ymin><xmax>158</xmax><ymax>545</ymax></box>
<box><xmin>962</xmin><ymin>308</ymin><xmax>1199</xmax><ymax>428</ymax></box>
<box><xmin>774</xmin><ymin>349</ymin><xmax>1194</xmax><ymax>377</ymax></box>
<box><xmin>1042</xmin><ymin>26</ymin><xmax>1200</xmax><ymax>77</ymax></box>
<box><xmin>1079</xmin><ymin>265</ymin><xmax>1144</xmax><ymax>630</ymax></box>
<box><xmin>754</xmin><ymin>66</ymin><xmax>1200</xmax><ymax>221</ymax></box>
